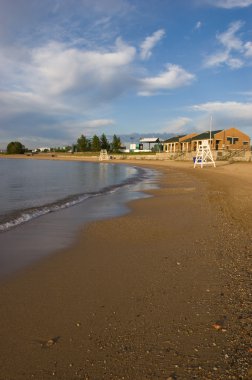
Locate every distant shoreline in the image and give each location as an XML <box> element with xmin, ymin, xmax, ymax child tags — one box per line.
<box><xmin>1</xmin><ymin>150</ymin><xmax>251</xmax><ymax>163</ymax></box>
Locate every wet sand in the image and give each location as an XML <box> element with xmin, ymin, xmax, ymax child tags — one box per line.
<box><xmin>0</xmin><ymin>160</ymin><xmax>251</xmax><ymax>379</ymax></box>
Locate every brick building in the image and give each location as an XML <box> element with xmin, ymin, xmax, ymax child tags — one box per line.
<box><xmin>163</xmin><ymin>127</ymin><xmax>250</xmax><ymax>153</ymax></box>
<box><xmin>214</xmin><ymin>127</ymin><xmax>250</xmax><ymax>151</ymax></box>
<box><xmin>163</xmin><ymin>135</ymin><xmax>185</xmax><ymax>153</ymax></box>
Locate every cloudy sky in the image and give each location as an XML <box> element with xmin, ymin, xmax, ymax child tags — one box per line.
<box><xmin>0</xmin><ymin>0</ymin><xmax>252</xmax><ymax>148</ymax></box>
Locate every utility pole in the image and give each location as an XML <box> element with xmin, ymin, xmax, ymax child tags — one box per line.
<box><xmin>210</xmin><ymin>115</ymin><xmax>212</xmax><ymax>148</ymax></box>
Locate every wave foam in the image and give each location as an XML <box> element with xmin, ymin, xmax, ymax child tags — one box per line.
<box><xmin>0</xmin><ymin>166</ymin><xmax>158</xmax><ymax>233</ymax></box>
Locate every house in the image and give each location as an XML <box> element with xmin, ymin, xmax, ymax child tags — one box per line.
<box><xmin>214</xmin><ymin>127</ymin><xmax>250</xmax><ymax>150</ymax></box>
<box><xmin>191</xmin><ymin>130</ymin><xmax>223</xmax><ymax>152</ymax></box>
<box><xmin>180</xmin><ymin>133</ymin><xmax>199</xmax><ymax>152</ymax></box>
<box><xmin>190</xmin><ymin>128</ymin><xmax>250</xmax><ymax>152</ymax></box>
<box><xmin>161</xmin><ymin>127</ymin><xmax>250</xmax><ymax>153</ymax></box>
<box><xmin>163</xmin><ymin>133</ymin><xmax>204</xmax><ymax>153</ymax></box>
<box><xmin>163</xmin><ymin>135</ymin><xmax>186</xmax><ymax>153</ymax></box>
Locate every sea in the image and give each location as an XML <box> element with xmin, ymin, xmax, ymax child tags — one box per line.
<box><xmin>0</xmin><ymin>158</ymin><xmax>159</xmax><ymax>279</ymax></box>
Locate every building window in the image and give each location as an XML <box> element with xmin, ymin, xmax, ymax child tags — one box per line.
<box><xmin>227</xmin><ymin>136</ymin><xmax>239</xmax><ymax>144</ymax></box>
<box><xmin>243</xmin><ymin>141</ymin><xmax>248</xmax><ymax>145</ymax></box>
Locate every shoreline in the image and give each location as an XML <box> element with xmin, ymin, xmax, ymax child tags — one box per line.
<box><xmin>0</xmin><ymin>160</ymin><xmax>251</xmax><ymax>379</ymax></box>
<box><xmin>1</xmin><ymin>151</ymin><xmax>251</xmax><ymax>164</ymax></box>
<box><xmin>0</xmin><ymin>163</ymin><xmax>157</xmax><ymax>280</ymax></box>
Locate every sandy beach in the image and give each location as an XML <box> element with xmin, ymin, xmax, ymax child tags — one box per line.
<box><xmin>0</xmin><ymin>159</ymin><xmax>251</xmax><ymax>379</ymax></box>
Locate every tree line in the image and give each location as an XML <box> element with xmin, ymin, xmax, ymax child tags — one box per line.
<box><xmin>5</xmin><ymin>133</ymin><xmax>122</xmax><ymax>154</ymax></box>
<box><xmin>75</xmin><ymin>133</ymin><xmax>121</xmax><ymax>153</ymax></box>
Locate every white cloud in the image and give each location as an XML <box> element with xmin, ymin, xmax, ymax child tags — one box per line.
<box><xmin>204</xmin><ymin>50</ymin><xmax>230</xmax><ymax>67</ymax></box>
<box><xmin>227</xmin><ymin>57</ymin><xmax>244</xmax><ymax>69</ymax></box>
<box><xmin>140</xmin><ymin>29</ymin><xmax>165</xmax><ymax>60</ymax></box>
<box><xmin>29</xmin><ymin>38</ymin><xmax>136</xmax><ymax>97</ymax></box>
<box><xmin>207</xmin><ymin>0</ymin><xmax>252</xmax><ymax>8</ymax></box>
<box><xmin>0</xmin><ymin>37</ymin><xmax>136</xmax><ymax>147</ymax></box>
<box><xmin>0</xmin><ymin>31</ymin><xmax>196</xmax><ymax>146</ymax></box>
<box><xmin>203</xmin><ymin>21</ymin><xmax>250</xmax><ymax>69</ymax></box>
<box><xmin>0</xmin><ymin>90</ymin><xmax>68</xmax><ymax>117</ymax></box>
<box><xmin>195</xmin><ymin>21</ymin><xmax>202</xmax><ymax>30</ymax></box>
<box><xmin>244</xmin><ymin>41</ymin><xmax>252</xmax><ymax>56</ymax></box>
<box><xmin>163</xmin><ymin>117</ymin><xmax>192</xmax><ymax>133</ymax></box>
<box><xmin>204</xmin><ymin>52</ymin><xmax>244</xmax><ymax>69</ymax></box>
<box><xmin>58</xmin><ymin>118</ymin><xmax>116</xmax><ymax>140</ymax></box>
<box><xmin>188</xmin><ymin>101</ymin><xmax>252</xmax><ymax>137</ymax></box>
<box><xmin>191</xmin><ymin>101</ymin><xmax>252</xmax><ymax>120</ymax></box>
<box><xmin>0</xmin><ymin>38</ymin><xmax>136</xmax><ymax>119</ymax></box>
<box><xmin>217</xmin><ymin>21</ymin><xmax>244</xmax><ymax>52</ymax></box>
<box><xmin>83</xmin><ymin>119</ymin><xmax>115</xmax><ymax>128</ymax></box>
<box><xmin>138</xmin><ymin>64</ymin><xmax>195</xmax><ymax>96</ymax></box>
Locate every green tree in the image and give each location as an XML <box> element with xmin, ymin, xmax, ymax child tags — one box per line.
<box><xmin>7</xmin><ymin>141</ymin><xmax>25</xmax><ymax>154</ymax></box>
<box><xmin>76</xmin><ymin>134</ymin><xmax>89</xmax><ymax>152</ymax></box>
<box><xmin>100</xmin><ymin>133</ymin><xmax>110</xmax><ymax>150</ymax></box>
<box><xmin>111</xmin><ymin>134</ymin><xmax>121</xmax><ymax>153</ymax></box>
<box><xmin>91</xmin><ymin>134</ymin><xmax>101</xmax><ymax>151</ymax></box>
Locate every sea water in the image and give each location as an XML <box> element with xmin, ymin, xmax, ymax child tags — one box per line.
<box><xmin>0</xmin><ymin>158</ymin><xmax>158</xmax><ymax>279</ymax></box>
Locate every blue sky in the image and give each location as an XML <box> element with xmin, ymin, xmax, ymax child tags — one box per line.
<box><xmin>0</xmin><ymin>0</ymin><xmax>252</xmax><ymax>148</ymax></box>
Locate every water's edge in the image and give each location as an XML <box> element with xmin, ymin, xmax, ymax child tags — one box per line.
<box><xmin>0</xmin><ymin>164</ymin><xmax>160</xmax><ymax>281</ymax></box>
<box><xmin>0</xmin><ymin>163</ymin><xmax>144</xmax><ymax>232</ymax></box>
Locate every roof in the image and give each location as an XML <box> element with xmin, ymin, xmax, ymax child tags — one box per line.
<box><xmin>191</xmin><ymin>130</ymin><xmax>223</xmax><ymax>140</ymax></box>
<box><xmin>139</xmin><ymin>137</ymin><xmax>160</xmax><ymax>143</ymax></box>
<box><xmin>163</xmin><ymin>135</ymin><xmax>186</xmax><ymax>143</ymax></box>
<box><xmin>182</xmin><ymin>137</ymin><xmax>194</xmax><ymax>143</ymax></box>
<box><xmin>182</xmin><ymin>133</ymin><xmax>202</xmax><ymax>143</ymax></box>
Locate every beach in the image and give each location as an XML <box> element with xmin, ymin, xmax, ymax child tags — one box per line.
<box><xmin>0</xmin><ymin>159</ymin><xmax>251</xmax><ymax>379</ymax></box>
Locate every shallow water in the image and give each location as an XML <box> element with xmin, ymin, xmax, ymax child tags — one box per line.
<box><xmin>0</xmin><ymin>159</ymin><xmax>141</xmax><ymax>231</ymax></box>
<box><xmin>0</xmin><ymin>159</ymin><xmax>159</xmax><ymax>279</ymax></box>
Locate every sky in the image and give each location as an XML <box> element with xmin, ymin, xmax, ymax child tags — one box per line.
<box><xmin>0</xmin><ymin>0</ymin><xmax>252</xmax><ymax>149</ymax></box>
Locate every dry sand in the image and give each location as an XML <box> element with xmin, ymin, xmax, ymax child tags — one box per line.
<box><xmin>0</xmin><ymin>160</ymin><xmax>251</xmax><ymax>379</ymax></box>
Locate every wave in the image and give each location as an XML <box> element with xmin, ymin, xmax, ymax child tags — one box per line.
<box><xmin>0</xmin><ymin>166</ymin><xmax>155</xmax><ymax>232</ymax></box>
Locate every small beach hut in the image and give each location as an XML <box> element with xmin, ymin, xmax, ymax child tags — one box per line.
<box><xmin>139</xmin><ymin>137</ymin><xmax>161</xmax><ymax>151</ymax></box>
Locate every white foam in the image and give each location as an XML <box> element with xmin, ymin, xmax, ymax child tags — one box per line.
<box><xmin>0</xmin><ymin>195</ymin><xmax>90</xmax><ymax>232</ymax></box>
